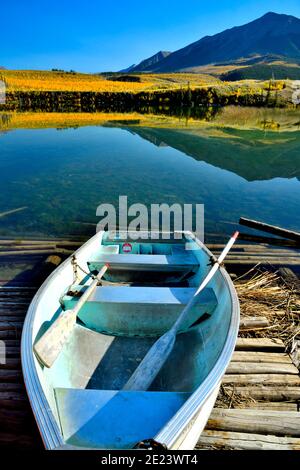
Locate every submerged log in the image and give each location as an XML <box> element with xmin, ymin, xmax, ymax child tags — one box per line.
<box><xmin>239</xmin><ymin>217</ymin><xmax>300</xmax><ymax>243</ymax></box>
<box><xmin>238</xmin><ymin>232</ymin><xmax>300</xmax><ymax>248</ymax></box>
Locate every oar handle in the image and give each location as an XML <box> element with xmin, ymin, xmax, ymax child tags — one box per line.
<box><xmin>218</xmin><ymin>231</ymin><xmax>239</xmax><ymax>264</ymax></box>
<box><xmin>172</xmin><ymin>231</ymin><xmax>239</xmax><ymax>333</ymax></box>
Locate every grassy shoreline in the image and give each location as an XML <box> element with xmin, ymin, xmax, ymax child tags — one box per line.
<box><xmin>0</xmin><ymin>70</ymin><xmax>295</xmax><ymax>111</ymax></box>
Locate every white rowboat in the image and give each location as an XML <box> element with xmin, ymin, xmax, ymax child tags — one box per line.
<box><xmin>21</xmin><ymin>231</ymin><xmax>239</xmax><ymax>450</ymax></box>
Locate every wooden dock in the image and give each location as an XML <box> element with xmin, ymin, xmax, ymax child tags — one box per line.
<box><xmin>198</xmin><ymin>337</ymin><xmax>300</xmax><ymax>450</ymax></box>
<box><xmin>0</xmin><ymin>238</ymin><xmax>299</xmax><ymax>449</ymax></box>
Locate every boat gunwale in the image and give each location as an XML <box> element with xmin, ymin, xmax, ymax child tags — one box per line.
<box><xmin>21</xmin><ymin>232</ymin><xmax>102</xmax><ymax>449</ymax></box>
<box><xmin>153</xmin><ymin>231</ymin><xmax>240</xmax><ymax>449</ymax></box>
<box><xmin>21</xmin><ymin>230</ymin><xmax>239</xmax><ymax>450</ymax></box>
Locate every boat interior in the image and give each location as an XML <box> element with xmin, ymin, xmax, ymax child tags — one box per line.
<box><xmin>31</xmin><ymin>231</ymin><xmax>234</xmax><ymax>449</ymax></box>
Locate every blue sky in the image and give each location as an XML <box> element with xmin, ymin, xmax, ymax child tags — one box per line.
<box><xmin>2</xmin><ymin>0</ymin><xmax>300</xmax><ymax>72</ymax></box>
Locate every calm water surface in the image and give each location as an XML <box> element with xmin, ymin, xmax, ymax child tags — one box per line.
<box><xmin>1</xmin><ymin>121</ymin><xmax>300</xmax><ymax>241</ymax></box>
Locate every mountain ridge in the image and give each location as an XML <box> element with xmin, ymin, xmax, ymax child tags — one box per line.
<box><xmin>126</xmin><ymin>12</ymin><xmax>300</xmax><ymax>73</ymax></box>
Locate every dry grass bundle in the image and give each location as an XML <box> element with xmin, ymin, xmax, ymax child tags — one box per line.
<box><xmin>235</xmin><ymin>268</ymin><xmax>300</xmax><ymax>346</ymax></box>
<box><xmin>214</xmin><ymin>268</ymin><xmax>300</xmax><ymax>410</ymax></box>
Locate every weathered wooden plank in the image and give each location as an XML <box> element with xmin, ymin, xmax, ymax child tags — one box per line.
<box><xmin>235</xmin><ymin>338</ymin><xmax>285</xmax><ymax>352</ymax></box>
<box><xmin>0</xmin><ymin>238</ymin><xmax>81</xmax><ymax>246</ymax></box>
<box><xmin>0</xmin><ymin>391</ymin><xmax>26</xmax><ymax>401</ymax></box>
<box><xmin>0</xmin><ymin>313</ymin><xmax>25</xmax><ymax>322</ymax></box>
<box><xmin>0</xmin><ymin>245</ymin><xmax>56</xmax><ymax>251</ymax></box>
<box><xmin>222</xmin><ymin>386</ymin><xmax>300</xmax><ymax>401</ymax></box>
<box><xmin>0</xmin><ymin>292</ymin><xmax>33</xmax><ymax>298</ymax></box>
<box><xmin>0</xmin><ymin>370</ymin><xmax>23</xmax><ymax>382</ymax></box>
<box><xmin>207</xmin><ymin>409</ymin><xmax>300</xmax><ymax>436</ymax></box>
<box><xmin>0</xmin><ymin>383</ymin><xmax>24</xmax><ymax>392</ymax></box>
<box><xmin>197</xmin><ymin>430</ymin><xmax>300</xmax><ymax>450</ymax></box>
<box><xmin>0</xmin><ymin>322</ymin><xmax>23</xmax><ymax>331</ymax></box>
<box><xmin>0</xmin><ymin>408</ymin><xmax>33</xmax><ymax>432</ymax></box>
<box><xmin>0</xmin><ymin>249</ymin><xmax>72</xmax><ymax>257</ymax></box>
<box><xmin>207</xmin><ymin>244</ymin><xmax>267</xmax><ymax>250</ymax></box>
<box><xmin>225</xmin><ymin>256</ymin><xmax>300</xmax><ymax>264</ymax></box>
<box><xmin>215</xmin><ymin>250</ymin><xmax>300</xmax><ymax>257</ymax></box>
<box><xmin>222</xmin><ymin>374</ymin><xmax>300</xmax><ymax>386</ymax></box>
<box><xmin>0</xmin><ymin>358</ymin><xmax>21</xmax><ymax>369</ymax></box>
<box><xmin>1</xmin><ymin>339</ymin><xmax>21</xmax><ymax>346</ymax></box>
<box><xmin>239</xmin><ymin>317</ymin><xmax>269</xmax><ymax>329</ymax></box>
<box><xmin>0</xmin><ymin>392</ymin><xmax>28</xmax><ymax>409</ymax></box>
<box><xmin>226</xmin><ymin>362</ymin><xmax>299</xmax><ymax>375</ymax></box>
<box><xmin>0</xmin><ymin>347</ymin><xmax>20</xmax><ymax>358</ymax></box>
<box><xmin>231</xmin><ymin>351</ymin><xmax>291</xmax><ymax>363</ymax></box>
<box><xmin>0</xmin><ymin>308</ymin><xmax>27</xmax><ymax>314</ymax></box>
<box><xmin>0</xmin><ymin>331</ymin><xmax>21</xmax><ymax>340</ymax></box>
<box><xmin>244</xmin><ymin>402</ymin><xmax>298</xmax><ymax>411</ymax></box>
<box><xmin>0</xmin><ymin>432</ymin><xmax>39</xmax><ymax>448</ymax></box>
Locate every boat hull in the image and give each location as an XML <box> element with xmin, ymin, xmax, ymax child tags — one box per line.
<box><xmin>21</xmin><ymin>231</ymin><xmax>239</xmax><ymax>450</ymax></box>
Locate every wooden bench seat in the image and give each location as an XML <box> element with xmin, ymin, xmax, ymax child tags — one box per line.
<box><xmin>62</xmin><ymin>286</ymin><xmax>217</xmax><ymax>337</ymax></box>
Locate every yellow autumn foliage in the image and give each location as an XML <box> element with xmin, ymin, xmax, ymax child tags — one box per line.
<box><xmin>0</xmin><ymin>70</ymin><xmax>150</xmax><ymax>93</ymax></box>
<box><xmin>0</xmin><ymin>70</ymin><xmax>220</xmax><ymax>93</ymax></box>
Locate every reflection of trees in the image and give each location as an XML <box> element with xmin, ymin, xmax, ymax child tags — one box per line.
<box><xmin>128</xmin><ymin>126</ymin><xmax>300</xmax><ymax>182</ymax></box>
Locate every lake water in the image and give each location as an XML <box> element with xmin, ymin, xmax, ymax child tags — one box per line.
<box><xmin>1</xmin><ymin>114</ymin><xmax>300</xmax><ymax>241</ymax></box>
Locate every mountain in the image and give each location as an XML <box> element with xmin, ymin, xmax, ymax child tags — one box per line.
<box><xmin>122</xmin><ymin>51</ymin><xmax>171</xmax><ymax>73</ymax></box>
<box><xmin>119</xmin><ymin>64</ymin><xmax>136</xmax><ymax>73</ymax></box>
<box><xmin>129</xmin><ymin>12</ymin><xmax>300</xmax><ymax>73</ymax></box>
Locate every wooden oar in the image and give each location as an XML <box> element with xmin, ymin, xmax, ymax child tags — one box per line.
<box><xmin>123</xmin><ymin>232</ymin><xmax>239</xmax><ymax>391</ymax></box>
<box><xmin>34</xmin><ymin>263</ymin><xmax>109</xmax><ymax>368</ymax></box>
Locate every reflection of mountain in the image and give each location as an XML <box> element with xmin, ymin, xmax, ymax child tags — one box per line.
<box><xmin>128</xmin><ymin>127</ymin><xmax>300</xmax><ymax>182</ymax></box>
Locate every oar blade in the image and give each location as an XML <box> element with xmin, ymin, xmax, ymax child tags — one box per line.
<box><xmin>33</xmin><ymin>309</ymin><xmax>76</xmax><ymax>368</ymax></box>
<box><xmin>123</xmin><ymin>331</ymin><xmax>176</xmax><ymax>391</ymax></box>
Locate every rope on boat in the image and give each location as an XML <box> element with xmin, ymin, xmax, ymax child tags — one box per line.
<box><xmin>66</xmin><ymin>255</ymin><xmax>99</xmax><ymax>298</ymax></box>
<box><xmin>71</xmin><ymin>255</ymin><xmax>97</xmax><ymax>282</ymax></box>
